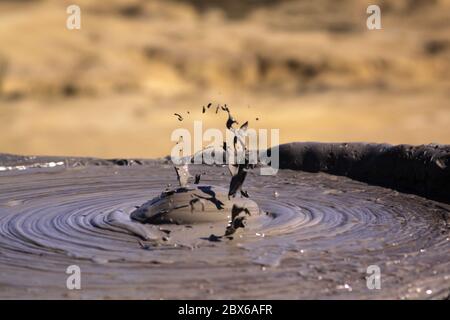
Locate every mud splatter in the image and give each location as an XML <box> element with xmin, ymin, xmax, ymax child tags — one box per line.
<box><xmin>0</xmin><ymin>158</ymin><xmax>449</xmax><ymax>299</ymax></box>
<box><xmin>174</xmin><ymin>113</ymin><xmax>183</xmax><ymax>121</ymax></box>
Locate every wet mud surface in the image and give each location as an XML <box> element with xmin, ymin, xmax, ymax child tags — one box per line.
<box><xmin>276</xmin><ymin>142</ymin><xmax>450</xmax><ymax>204</ymax></box>
<box><xmin>0</xmin><ymin>152</ymin><xmax>449</xmax><ymax>299</ymax></box>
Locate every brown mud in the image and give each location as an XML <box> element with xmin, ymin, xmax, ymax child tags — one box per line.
<box><xmin>275</xmin><ymin>142</ymin><xmax>450</xmax><ymax>204</ymax></box>
<box><xmin>0</xmin><ymin>145</ymin><xmax>449</xmax><ymax>299</ymax></box>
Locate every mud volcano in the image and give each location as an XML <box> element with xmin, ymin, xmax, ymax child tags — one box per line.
<box><xmin>0</xmin><ymin>143</ymin><xmax>449</xmax><ymax>299</ymax></box>
<box><xmin>131</xmin><ymin>185</ymin><xmax>259</xmax><ymax>224</ymax></box>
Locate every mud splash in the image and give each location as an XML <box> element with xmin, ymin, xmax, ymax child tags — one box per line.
<box><xmin>158</xmin><ymin>103</ymin><xmax>263</xmax><ymax>239</ymax></box>
<box><xmin>0</xmin><ymin>158</ymin><xmax>449</xmax><ymax>299</ymax></box>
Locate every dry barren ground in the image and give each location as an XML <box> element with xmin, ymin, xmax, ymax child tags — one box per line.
<box><xmin>0</xmin><ymin>0</ymin><xmax>449</xmax><ymax>158</ymax></box>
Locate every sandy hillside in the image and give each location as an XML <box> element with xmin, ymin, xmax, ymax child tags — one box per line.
<box><xmin>0</xmin><ymin>0</ymin><xmax>449</xmax><ymax>158</ymax></box>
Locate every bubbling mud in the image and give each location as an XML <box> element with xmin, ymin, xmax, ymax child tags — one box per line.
<box><xmin>130</xmin><ymin>185</ymin><xmax>260</xmax><ymax>226</ymax></box>
<box><xmin>0</xmin><ymin>158</ymin><xmax>449</xmax><ymax>299</ymax></box>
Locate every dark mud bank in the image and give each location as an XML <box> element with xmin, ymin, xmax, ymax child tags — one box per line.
<box><xmin>2</xmin><ymin>142</ymin><xmax>450</xmax><ymax>204</ymax></box>
<box><xmin>272</xmin><ymin>142</ymin><xmax>450</xmax><ymax>204</ymax></box>
<box><xmin>0</xmin><ymin>153</ymin><xmax>152</xmax><ymax>168</ymax></box>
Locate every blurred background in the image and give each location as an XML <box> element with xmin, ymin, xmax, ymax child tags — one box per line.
<box><xmin>0</xmin><ymin>0</ymin><xmax>449</xmax><ymax>158</ymax></box>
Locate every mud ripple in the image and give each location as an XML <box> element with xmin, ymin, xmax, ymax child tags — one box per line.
<box><xmin>0</xmin><ymin>163</ymin><xmax>449</xmax><ymax>299</ymax></box>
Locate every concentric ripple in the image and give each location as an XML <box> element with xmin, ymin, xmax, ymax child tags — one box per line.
<box><xmin>0</xmin><ymin>162</ymin><xmax>449</xmax><ymax>299</ymax></box>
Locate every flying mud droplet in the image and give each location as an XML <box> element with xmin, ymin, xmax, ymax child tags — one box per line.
<box><xmin>240</xmin><ymin>121</ymin><xmax>249</xmax><ymax>132</ymax></box>
<box><xmin>225</xmin><ymin>204</ymin><xmax>251</xmax><ymax>236</ymax></box>
<box><xmin>174</xmin><ymin>113</ymin><xmax>183</xmax><ymax>121</ymax></box>
<box><xmin>174</xmin><ymin>164</ymin><xmax>191</xmax><ymax>188</ymax></box>
<box><xmin>240</xmin><ymin>190</ymin><xmax>249</xmax><ymax>198</ymax></box>
<box><xmin>228</xmin><ymin>165</ymin><xmax>248</xmax><ymax>198</ymax></box>
<box><xmin>226</xmin><ymin>113</ymin><xmax>238</xmax><ymax>129</ymax></box>
<box><xmin>231</xmin><ymin>204</ymin><xmax>251</xmax><ymax>220</ymax></box>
